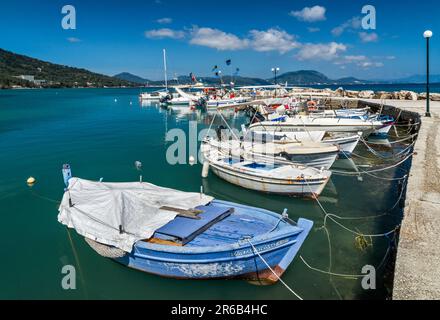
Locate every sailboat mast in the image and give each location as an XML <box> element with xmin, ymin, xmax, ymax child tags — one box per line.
<box><xmin>163</xmin><ymin>49</ymin><xmax>168</xmax><ymax>91</ymax></box>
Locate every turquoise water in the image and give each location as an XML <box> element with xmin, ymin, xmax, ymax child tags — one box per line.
<box><xmin>0</xmin><ymin>88</ymin><xmax>410</xmax><ymax>299</ymax></box>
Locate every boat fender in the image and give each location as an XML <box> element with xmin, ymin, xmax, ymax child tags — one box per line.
<box><xmin>202</xmin><ymin>161</ymin><xmax>210</xmax><ymax>178</ymax></box>
<box><xmin>27</xmin><ymin>177</ymin><xmax>36</xmax><ymax>186</ymax></box>
<box><xmin>189</xmin><ymin>155</ymin><xmax>196</xmax><ymax>166</ymax></box>
<box><xmin>282</xmin><ymin>208</ymin><xmax>288</xmax><ymax>219</ymax></box>
<box><xmin>135</xmin><ymin>161</ymin><xmax>142</xmax><ymax>170</ymax></box>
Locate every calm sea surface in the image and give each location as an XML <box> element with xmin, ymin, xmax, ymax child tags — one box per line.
<box><xmin>0</xmin><ymin>88</ymin><xmax>412</xmax><ymax>299</ymax></box>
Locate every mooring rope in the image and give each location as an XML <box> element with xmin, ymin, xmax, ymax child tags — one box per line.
<box><xmin>364</xmin><ymin>133</ymin><xmax>418</xmax><ymax>145</ymax></box>
<box><xmin>247</xmin><ymin>239</ymin><xmax>303</xmax><ymax>300</ymax></box>
<box><xmin>359</xmin><ymin>137</ymin><xmax>415</xmax><ymax>160</ymax></box>
<box><xmin>304</xmin><ymin>178</ymin><xmax>403</xmax><ymax>238</ymax></box>
<box><xmin>332</xmin><ymin>150</ymin><xmax>413</xmax><ymax>179</ymax></box>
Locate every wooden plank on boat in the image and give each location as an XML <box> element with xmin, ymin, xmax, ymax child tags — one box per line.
<box><xmin>160</xmin><ymin>206</ymin><xmax>203</xmax><ymax>220</ymax></box>
<box><xmin>147</xmin><ymin>238</ymin><xmax>183</xmax><ymax>246</ymax></box>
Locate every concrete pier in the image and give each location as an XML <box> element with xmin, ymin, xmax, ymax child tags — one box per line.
<box><xmin>327</xmin><ymin>98</ymin><xmax>440</xmax><ymax>299</ymax></box>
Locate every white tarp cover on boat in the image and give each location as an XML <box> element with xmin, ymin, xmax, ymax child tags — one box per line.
<box><xmin>58</xmin><ymin>178</ymin><xmax>214</xmax><ymax>252</ymax></box>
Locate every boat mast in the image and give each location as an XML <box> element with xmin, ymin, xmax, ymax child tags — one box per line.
<box><xmin>163</xmin><ymin>49</ymin><xmax>168</xmax><ymax>91</ymax></box>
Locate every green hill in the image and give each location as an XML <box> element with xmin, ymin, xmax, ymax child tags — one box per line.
<box><xmin>0</xmin><ymin>48</ymin><xmax>138</xmax><ymax>89</ymax></box>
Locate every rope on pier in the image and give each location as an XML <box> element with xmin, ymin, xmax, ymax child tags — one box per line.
<box><xmin>247</xmin><ymin>239</ymin><xmax>303</xmax><ymax>300</ymax></box>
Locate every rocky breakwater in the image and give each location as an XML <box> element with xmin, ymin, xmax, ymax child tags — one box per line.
<box><xmin>332</xmin><ymin>87</ymin><xmax>440</xmax><ymax>101</ymax></box>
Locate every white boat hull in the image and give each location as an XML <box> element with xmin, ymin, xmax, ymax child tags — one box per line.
<box><xmin>209</xmin><ymin>162</ymin><xmax>330</xmax><ymax>197</ymax></box>
<box><xmin>322</xmin><ymin>134</ymin><xmax>361</xmax><ymax>157</ymax></box>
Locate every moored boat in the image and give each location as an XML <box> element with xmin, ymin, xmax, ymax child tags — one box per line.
<box><xmin>202</xmin><ymin>137</ymin><xmax>339</xmax><ymax>170</ymax></box>
<box><xmin>57</xmin><ymin>169</ymin><xmax>313</xmax><ymax>283</ymax></box>
<box><xmin>249</xmin><ymin>115</ymin><xmax>391</xmax><ymax>137</ymax></box>
<box><xmin>202</xmin><ymin>151</ymin><xmax>332</xmax><ymax>197</ymax></box>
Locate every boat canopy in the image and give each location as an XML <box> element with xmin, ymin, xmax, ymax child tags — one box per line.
<box><xmin>58</xmin><ymin>178</ymin><xmax>213</xmax><ymax>252</ymax></box>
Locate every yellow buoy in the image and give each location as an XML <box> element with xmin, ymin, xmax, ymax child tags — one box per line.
<box><xmin>27</xmin><ymin>177</ymin><xmax>36</xmax><ymax>186</ymax></box>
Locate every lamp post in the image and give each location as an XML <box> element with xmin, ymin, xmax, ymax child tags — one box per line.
<box><xmin>424</xmin><ymin>30</ymin><xmax>433</xmax><ymax>117</ymax></box>
<box><xmin>271</xmin><ymin>67</ymin><xmax>280</xmax><ymax>85</ymax></box>
<box><xmin>272</xmin><ymin>67</ymin><xmax>280</xmax><ymax>97</ymax></box>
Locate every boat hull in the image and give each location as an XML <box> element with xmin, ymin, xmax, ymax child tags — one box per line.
<box><xmin>322</xmin><ymin>135</ymin><xmax>361</xmax><ymax>157</ymax></box>
<box><xmin>209</xmin><ymin>162</ymin><xmax>330</xmax><ymax>197</ymax></box>
<box><xmin>112</xmin><ymin>202</ymin><xmax>314</xmax><ymax>282</ymax></box>
<box><xmin>246</xmin><ymin>151</ymin><xmax>338</xmax><ymax>170</ymax></box>
<box><xmin>250</xmin><ymin>122</ymin><xmax>377</xmax><ymax>136</ymax></box>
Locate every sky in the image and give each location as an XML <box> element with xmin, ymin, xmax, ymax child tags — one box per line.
<box><xmin>0</xmin><ymin>0</ymin><xmax>439</xmax><ymax>80</ymax></box>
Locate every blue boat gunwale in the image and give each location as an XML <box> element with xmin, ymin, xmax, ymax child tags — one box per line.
<box><xmin>133</xmin><ymin>199</ymin><xmax>311</xmax><ymax>256</ymax></box>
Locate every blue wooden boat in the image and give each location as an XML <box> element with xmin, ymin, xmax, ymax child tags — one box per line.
<box><xmin>58</xmin><ymin>169</ymin><xmax>313</xmax><ymax>283</ymax></box>
<box><xmin>116</xmin><ymin>200</ymin><xmax>313</xmax><ymax>283</ymax></box>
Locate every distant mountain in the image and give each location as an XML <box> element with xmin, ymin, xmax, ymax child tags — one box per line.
<box><xmin>0</xmin><ymin>48</ymin><xmax>138</xmax><ymax>89</ymax></box>
<box><xmin>114</xmin><ymin>72</ymin><xmax>150</xmax><ymax>84</ymax></box>
<box><xmin>271</xmin><ymin>70</ymin><xmax>330</xmax><ymax>85</ymax></box>
<box><xmin>268</xmin><ymin>70</ymin><xmax>370</xmax><ymax>85</ymax></box>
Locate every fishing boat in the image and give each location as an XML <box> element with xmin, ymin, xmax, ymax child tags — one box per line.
<box><xmin>246</xmin><ymin>128</ymin><xmax>361</xmax><ymax>157</ymax></box>
<box><xmin>57</xmin><ymin>167</ymin><xmax>313</xmax><ymax>283</ymax></box>
<box><xmin>249</xmin><ymin>115</ymin><xmax>392</xmax><ymax>137</ymax></box>
<box><xmin>201</xmin><ymin>136</ymin><xmax>339</xmax><ymax>170</ymax></box>
<box><xmin>202</xmin><ymin>151</ymin><xmax>332</xmax><ymax>197</ymax></box>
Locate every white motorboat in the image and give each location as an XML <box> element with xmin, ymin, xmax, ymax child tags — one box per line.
<box><xmin>249</xmin><ymin>115</ymin><xmax>392</xmax><ymax>137</ymax></box>
<box><xmin>201</xmin><ymin>136</ymin><xmax>339</xmax><ymax>170</ymax></box>
<box><xmin>139</xmin><ymin>90</ymin><xmax>168</xmax><ymax>101</ymax></box>
<box><xmin>204</xmin><ymin>97</ymin><xmax>251</xmax><ymax>110</ymax></box>
<box><xmin>202</xmin><ymin>149</ymin><xmax>332</xmax><ymax>197</ymax></box>
<box><xmin>246</xmin><ymin>128</ymin><xmax>361</xmax><ymax>157</ymax></box>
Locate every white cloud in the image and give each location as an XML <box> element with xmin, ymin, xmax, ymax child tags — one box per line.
<box><xmin>360</xmin><ymin>61</ymin><xmax>384</xmax><ymax>68</ymax></box>
<box><xmin>290</xmin><ymin>6</ymin><xmax>326</xmax><ymax>22</ymax></box>
<box><xmin>296</xmin><ymin>42</ymin><xmax>347</xmax><ymax>61</ymax></box>
<box><xmin>145</xmin><ymin>28</ymin><xmax>185</xmax><ymax>39</ymax></box>
<box><xmin>189</xmin><ymin>27</ymin><xmax>249</xmax><ymax>50</ymax></box>
<box><xmin>67</xmin><ymin>37</ymin><xmax>81</xmax><ymax>43</ymax></box>
<box><xmin>344</xmin><ymin>55</ymin><xmax>367</xmax><ymax>61</ymax></box>
<box><xmin>249</xmin><ymin>28</ymin><xmax>300</xmax><ymax>54</ymax></box>
<box><xmin>308</xmin><ymin>27</ymin><xmax>320</xmax><ymax>33</ymax></box>
<box><xmin>359</xmin><ymin>32</ymin><xmax>379</xmax><ymax>43</ymax></box>
<box><xmin>334</xmin><ymin>55</ymin><xmax>384</xmax><ymax>69</ymax></box>
<box><xmin>332</xmin><ymin>16</ymin><xmax>362</xmax><ymax>36</ymax></box>
<box><xmin>156</xmin><ymin>17</ymin><xmax>172</xmax><ymax>24</ymax></box>
<box><xmin>386</xmin><ymin>55</ymin><xmax>396</xmax><ymax>60</ymax></box>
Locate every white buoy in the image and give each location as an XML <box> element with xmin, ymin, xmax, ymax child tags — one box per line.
<box><xmin>27</xmin><ymin>177</ymin><xmax>36</xmax><ymax>186</ymax></box>
<box><xmin>201</xmin><ymin>161</ymin><xmax>210</xmax><ymax>178</ymax></box>
<box><xmin>135</xmin><ymin>161</ymin><xmax>142</xmax><ymax>170</ymax></box>
<box><xmin>189</xmin><ymin>155</ymin><xmax>196</xmax><ymax>166</ymax></box>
